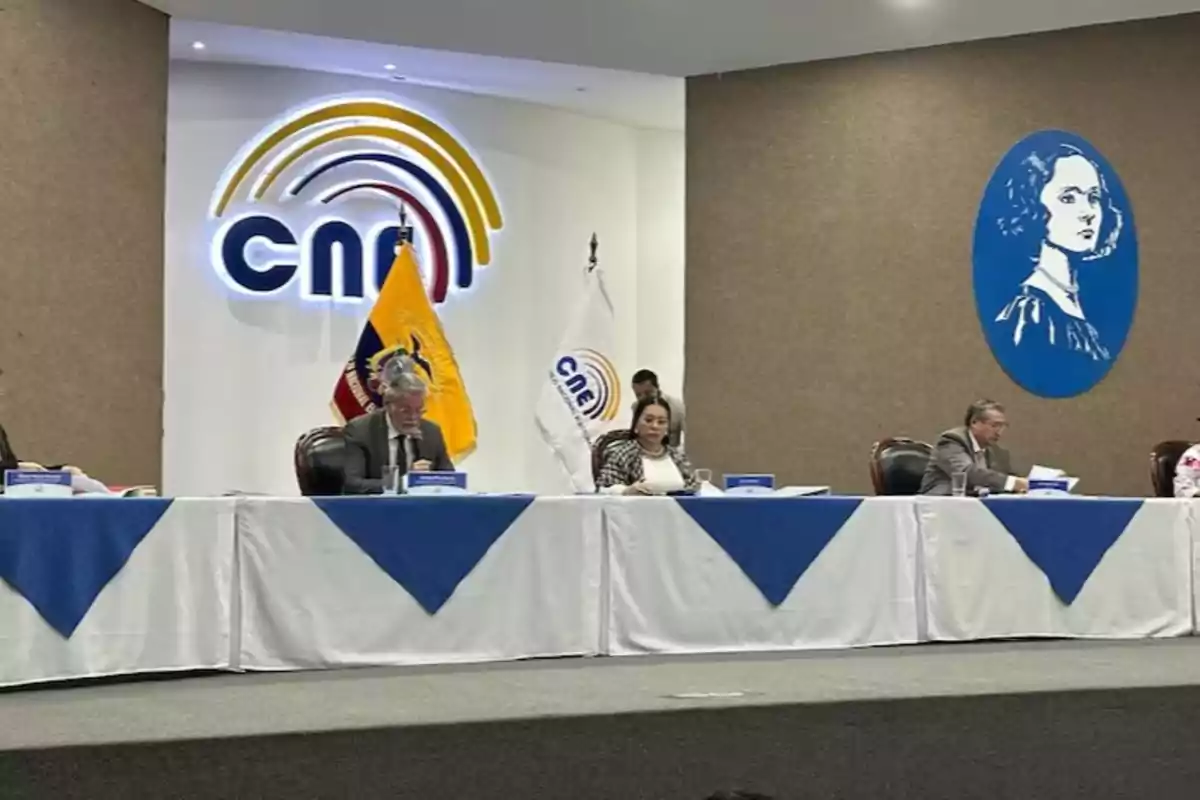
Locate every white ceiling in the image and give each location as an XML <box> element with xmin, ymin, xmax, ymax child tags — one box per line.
<box><xmin>157</xmin><ymin>0</ymin><xmax>1200</xmax><ymax>132</ymax></box>
<box><xmin>169</xmin><ymin>21</ymin><xmax>685</xmax><ymax>130</ymax></box>
<box><xmin>145</xmin><ymin>0</ymin><xmax>1200</xmax><ymax>77</ymax></box>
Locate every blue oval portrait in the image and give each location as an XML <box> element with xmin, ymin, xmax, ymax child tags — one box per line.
<box><xmin>973</xmin><ymin>130</ymin><xmax>1138</xmax><ymax>399</ymax></box>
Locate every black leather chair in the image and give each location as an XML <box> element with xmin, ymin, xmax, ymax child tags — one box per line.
<box><xmin>295</xmin><ymin>426</ymin><xmax>349</xmax><ymax>496</ymax></box>
<box><xmin>591</xmin><ymin>429</ymin><xmax>633</xmax><ymax>487</ymax></box>
<box><xmin>1150</xmin><ymin>440</ymin><xmax>1191</xmax><ymax>498</ymax></box>
<box><xmin>870</xmin><ymin>437</ymin><xmax>934</xmax><ymax>495</ymax></box>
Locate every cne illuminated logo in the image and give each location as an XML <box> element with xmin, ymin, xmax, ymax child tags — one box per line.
<box><xmin>553</xmin><ymin>349</ymin><xmax>621</xmax><ymax>422</ymax></box>
<box><xmin>208</xmin><ymin>96</ymin><xmax>503</xmax><ymax>304</ymax></box>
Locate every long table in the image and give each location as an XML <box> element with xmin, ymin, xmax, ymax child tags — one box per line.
<box><xmin>1</xmin><ymin>495</ymin><xmax>1197</xmax><ymax>686</ymax></box>
<box><xmin>236</xmin><ymin>496</ymin><xmax>604</xmax><ymax>670</ymax></box>
<box><xmin>0</xmin><ymin>498</ymin><xmax>237</xmax><ymax>687</ymax></box>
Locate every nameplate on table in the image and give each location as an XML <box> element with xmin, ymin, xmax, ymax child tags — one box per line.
<box><xmin>405</xmin><ymin>471</ymin><xmax>469</xmax><ymax>495</ymax></box>
<box><xmin>1027</xmin><ymin>478</ymin><xmax>1073</xmax><ymax>497</ymax></box>
<box><xmin>4</xmin><ymin>469</ymin><xmax>73</xmax><ymax>498</ymax></box>
<box><xmin>723</xmin><ymin>474</ymin><xmax>776</xmax><ymax>496</ymax></box>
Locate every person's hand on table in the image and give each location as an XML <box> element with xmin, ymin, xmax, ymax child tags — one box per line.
<box><xmin>410</xmin><ymin>459</ymin><xmax>432</xmax><ymax>473</ymax></box>
<box><xmin>623</xmin><ymin>482</ymin><xmax>654</xmax><ymax>496</ymax></box>
<box><xmin>61</xmin><ymin>465</ymin><xmax>84</xmax><ymax>476</ymax></box>
<box><xmin>1012</xmin><ymin>477</ymin><xmax>1030</xmax><ymax>494</ymax></box>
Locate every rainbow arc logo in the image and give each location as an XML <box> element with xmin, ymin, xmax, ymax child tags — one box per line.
<box><xmin>208</xmin><ymin>96</ymin><xmax>503</xmax><ymax>304</ymax></box>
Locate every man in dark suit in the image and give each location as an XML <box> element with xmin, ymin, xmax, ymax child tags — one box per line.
<box><xmin>919</xmin><ymin>399</ymin><xmax>1029</xmax><ymax>496</ymax></box>
<box><xmin>342</xmin><ymin>366</ymin><xmax>453</xmax><ymax>494</ymax></box>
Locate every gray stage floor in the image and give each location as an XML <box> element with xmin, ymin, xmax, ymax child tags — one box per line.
<box><xmin>5</xmin><ymin>638</ymin><xmax>1200</xmax><ymax>751</ymax></box>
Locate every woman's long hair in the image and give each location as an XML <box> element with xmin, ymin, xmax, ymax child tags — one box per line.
<box><xmin>630</xmin><ymin>394</ymin><xmax>672</xmax><ymax>447</ymax></box>
<box><xmin>996</xmin><ymin>143</ymin><xmax>1123</xmax><ymax>263</ymax></box>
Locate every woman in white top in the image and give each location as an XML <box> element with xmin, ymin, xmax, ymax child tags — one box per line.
<box><xmin>596</xmin><ymin>396</ymin><xmax>698</xmax><ymax>495</ymax></box>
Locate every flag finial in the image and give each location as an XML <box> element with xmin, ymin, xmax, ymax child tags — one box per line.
<box><xmin>587</xmin><ymin>233</ymin><xmax>599</xmax><ymax>273</ymax></box>
<box><xmin>398</xmin><ymin>203</ymin><xmax>413</xmax><ymax>245</ymax></box>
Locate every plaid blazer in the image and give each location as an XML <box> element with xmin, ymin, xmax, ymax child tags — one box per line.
<box><xmin>596</xmin><ymin>439</ymin><xmax>698</xmax><ymax>492</ymax></box>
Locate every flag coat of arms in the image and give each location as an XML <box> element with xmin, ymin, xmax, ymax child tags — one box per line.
<box><xmin>535</xmin><ymin>268</ymin><xmax>622</xmax><ymax>492</ymax></box>
<box><xmin>332</xmin><ymin>242</ymin><xmax>477</xmax><ymax>460</ymax></box>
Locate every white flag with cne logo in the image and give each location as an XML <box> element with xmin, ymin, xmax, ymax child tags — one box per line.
<box><xmin>535</xmin><ymin>266</ymin><xmax>623</xmax><ymax>493</ymax></box>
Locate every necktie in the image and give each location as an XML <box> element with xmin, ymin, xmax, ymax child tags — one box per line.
<box><xmin>403</xmin><ymin>437</ymin><xmax>415</xmax><ymax>470</ymax></box>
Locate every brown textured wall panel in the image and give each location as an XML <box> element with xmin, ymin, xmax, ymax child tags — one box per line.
<box><xmin>686</xmin><ymin>14</ymin><xmax>1200</xmax><ymax>496</ymax></box>
<box><xmin>0</xmin><ymin>0</ymin><xmax>167</xmax><ymax>484</ymax></box>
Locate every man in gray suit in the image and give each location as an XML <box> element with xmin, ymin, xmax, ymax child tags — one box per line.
<box><xmin>342</xmin><ymin>366</ymin><xmax>454</xmax><ymax>494</ymax></box>
<box><xmin>919</xmin><ymin>399</ymin><xmax>1029</xmax><ymax>496</ymax></box>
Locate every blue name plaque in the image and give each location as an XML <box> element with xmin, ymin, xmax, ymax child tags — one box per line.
<box><xmin>4</xmin><ymin>470</ymin><xmax>73</xmax><ymax>498</ymax></box>
<box><xmin>1027</xmin><ymin>478</ymin><xmax>1072</xmax><ymax>496</ymax></box>
<box><xmin>405</xmin><ymin>471</ymin><xmax>469</xmax><ymax>494</ymax></box>
<box><xmin>723</xmin><ymin>474</ymin><xmax>776</xmax><ymax>495</ymax></box>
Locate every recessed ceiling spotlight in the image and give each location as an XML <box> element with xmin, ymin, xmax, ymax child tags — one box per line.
<box><xmin>191</xmin><ymin>41</ymin><xmax>206</xmax><ymax>51</ymax></box>
<box><xmin>384</xmin><ymin>63</ymin><xmax>397</xmax><ymax>71</ymax></box>
<box><xmin>390</xmin><ymin>75</ymin><xmax>407</xmax><ymax>82</ymax></box>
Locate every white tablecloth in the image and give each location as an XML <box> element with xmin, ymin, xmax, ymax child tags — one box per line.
<box><xmin>3</xmin><ymin>495</ymin><xmax>1200</xmax><ymax>687</ymax></box>
<box><xmin>604</xmin><ymin>496</ymin><xmax>921</xmax><ymax>655</ymax></box>
<box><xmin>236</xmin><ymin>496</ymin><xmax>604</xmax><ymax>669</ymax></box>
<box><xmin>0</xmin><ymin>498</ymin><xmax>236</xmax><ymax>688</ymax></box>
<box><xmin>918</xmin><ymin>497</ymin><xmax>1193</xmax><ymax>641</ymax></box>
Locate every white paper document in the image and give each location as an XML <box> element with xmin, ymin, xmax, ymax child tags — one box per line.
<box><xmin>1027</xmin><ymin>465</ymin><xmax>1079</xmax><ymax>492</ymax></box>
<box><xmin>773</xmin><ymin>486</ymin><xmax>833</xmax><ymax>497</ymax></box>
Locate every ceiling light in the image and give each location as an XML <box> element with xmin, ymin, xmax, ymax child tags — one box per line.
<box><xmin>384</xmin><ymin>63</ymin><xmax>397</xmax><ymax>71</ymax></box>
<box><xmin>191</xmin><ymin>41</ymin><xmax>206</xmax><ymax>51</ymax></box>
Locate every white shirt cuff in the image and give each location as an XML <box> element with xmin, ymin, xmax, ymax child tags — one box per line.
<box><xmin>1004</xmin><ymin>475</ymin><xmax>1017</xmax><ymax>492</ymax></box>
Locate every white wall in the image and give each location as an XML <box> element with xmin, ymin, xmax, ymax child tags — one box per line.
<box><xmin>164</xmin><ymin>61</ymin><xmax>683</xmax><ymax>495</ymax></box>
<box><xmin>634</xmin><ymin>128</ymin><xmax>686</xmax><ymax>397</ymax></box>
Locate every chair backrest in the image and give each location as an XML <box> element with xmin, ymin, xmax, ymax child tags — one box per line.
<box><xmin>870</xmin><ymin>437</ymin><xmax>934</xmax><ymax>496</ymax></box>
<box><xmin>1150</xmin><ymin>440</ymin><xmax>1192</xmax><ymax>498</ymax></box>
<box><xmin>295</xmin><ymin>426</ymin><xmax>349</xmax><ymax>496</ymax></box>
<box><xmin>591</xmin><ymin>429</ymin><xmax>633</xmax><ymax>484</ymax></box>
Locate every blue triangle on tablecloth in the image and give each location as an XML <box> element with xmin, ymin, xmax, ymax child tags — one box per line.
<box><xmin>315</xmin><ymin>496</ymin><xmax>535</xmax><ymax>614</ymax></box>
<box><xmin>984</xmin><ymin>498</ymin><xmax>1143</xmax><ymax>605</ymax></box>
<box><xmin>0</xmin><ymin>498</ymin><xmax>173</xmax><ymax>637</ymax></box>
<box><xmin>677</xmin><ymin>497</ymin><xmax>863</xmax><ymax>606</ymax></box>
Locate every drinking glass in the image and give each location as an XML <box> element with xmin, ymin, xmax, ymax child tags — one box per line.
<box><xmin>382</xmin><ymin>464</ymin><xmax>401</xmax><ymax>496</ymax></box>
<box><xmin>695</xmin><ymin>468</ymin><xmax>713</xmax><ymax>486</ymax></box>
<box><xmin>950</xmin><ymin>469</ymin><xmax>968</xmax><ymax>497</ymax></box>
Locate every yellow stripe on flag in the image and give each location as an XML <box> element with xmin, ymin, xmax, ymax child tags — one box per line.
<box><xmin>371</xmin><ymin>243</ymin><xmax>476</xmax><ymax>460</ymax></box>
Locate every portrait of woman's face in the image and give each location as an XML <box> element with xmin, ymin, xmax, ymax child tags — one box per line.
<box><xmin>1039</xmin><ymin>154</ymin><xmax>1104</xmax><ymax>255</ymax></box>
<box><xmin>974</xmin><ymin>130</ymin><xmax>1138</xmax><ymax>399</ymax></box>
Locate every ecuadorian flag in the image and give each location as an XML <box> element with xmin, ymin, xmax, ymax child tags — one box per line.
<box><xmin>332</xmin><ymin>242</ymin><xmax>477</xmax><ymax>460</ymax></box>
